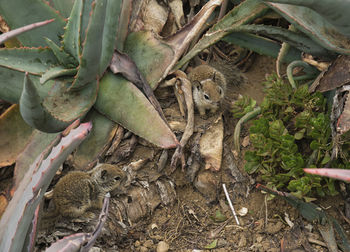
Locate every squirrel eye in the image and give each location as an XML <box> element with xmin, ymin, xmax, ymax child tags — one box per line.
<box><xmin>204</xmin><ymin>94</ymin><xmax>210</xmax><ymax>100</ymax></box>
<box><xmin>114</xmin><ymin>176</ymin><xmax>121</xmax><ymax>181</ymax></box>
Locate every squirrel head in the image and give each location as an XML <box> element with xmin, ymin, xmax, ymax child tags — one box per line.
<box><xmin>193</xmin><ymin>74</ymin><xmax>224</xmax><ymax>108</ymax></box>
<box><xmin>91</xmin><ymin>163</ymin><xmax>126</xmax><ymax>193</ymax></box>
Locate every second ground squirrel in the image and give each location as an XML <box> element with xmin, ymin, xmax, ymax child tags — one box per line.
<box><xmin>188</xmin><ymin>65</ymin><xmax>227</xmax><ymax>116</ymax></box>
<box><xmin>45</xmin><ymin>163</ymin><xmax>126</xmax><ymax>221</ymax></box>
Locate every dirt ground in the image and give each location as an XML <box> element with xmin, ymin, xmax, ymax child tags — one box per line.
<box><xmin>94</xmin><ymin>55</ymin><xmax>350</xmax><ymax>251</ymax></box>
<box><xmin>27</xmin><ymin>54</ymin><xmax>350</xmax><ymax>251</ymax></box>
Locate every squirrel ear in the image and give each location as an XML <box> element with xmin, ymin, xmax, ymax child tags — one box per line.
<box><xmin>212</xmin><ymin>72</ymin><xmax>216</xmax><ymax>82</ymax></box>
<box><xmin>101</xmin><ymin>169</ymin><xmax>108</xmax><ymax>180</ymax></box>
<box><xmin>193</xmin><ymin>80</ymin><xmax>202</xmax><ymax>89</ymax></box>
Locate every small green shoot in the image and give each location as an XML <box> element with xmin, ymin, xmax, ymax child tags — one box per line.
<box><xmin>210</xmin><ymin>210</ymin><xmax>227</xmax><ymax>223</ymax></box>
<box><xmin>204</xmin><ymin>239</ymin><xmax>218</xmax><ymax>249</ymax></box>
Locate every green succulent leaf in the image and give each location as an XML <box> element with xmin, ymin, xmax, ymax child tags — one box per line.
<box><xmin>269</xmin><ymin>120</ymin><xmax>286</xmax><ymax>140</ymax></box>
<box><xmin>0</xmin><ymin>47</ymin><xmax>58</xmax><ymax>75</ymax></box>
<box><xmin>264</xmin><ymin>2</ymin><xmax>350</xmax><ymax>54</ymax></box>
<box><xmin>42</xmin><ymin>79</ymin><xmax>98</xmax><ymax>131</ymax></box>
<box><xmin>0</xmin><ymin>0</ymin><xmax>65</xmax><ymax>47</ymax></box>
<box><xmin>222</xmin><ymin>24</ymin><xmax>330</xmax><ymax>57</ymax></box>
<box><xmin>48</xmin><ymin>0</ymin><xmax>75</xmax><ymax>18</ymax></box>
<box><xmin>45</xmin><ymin>37</ymin><xmax>77</xmax><ymax>68</ymax></box>
<box><xmin>0</xmin><ymin>69</ymin><xmax>52</xmax><ymax>104</ymax></box>
<box><xmin>222</xmin><ymin>32</ymin><xmax>301</xmax><ymax>63</ymax></box>
<box><xmin>124</xmin><ymin>31</ymin><xmax>174</xmax><ymax>90</ymax></box>
<box><xmin>40</xmin><ymin>66</ymin><xmax>77</xmax><ymax>84</ymax></box>
<box><xmin>99</xmin><ymin>0</ymin><xmax>123</xmax><ymax>75</ymax></box>
<box><xmin>14</xmin><ymin>130</ymin><xmax>58</xmax><ymax>188</ymax></box>
<box><xmin>70</xmin><ymin>0</ymin><xmax>107</xmax><ymax>90</ymax></box>
<box><xmin>264</xmin><ymin>0</ymin><xmax>350</xmax><ymax>38</ymax></box>
<box><xmin>19</xmin><ymin>73</ymin><xmax>70</xmax><ymax>132</ymax></box>
<box><xmin>95</xmin><ymin>73</ymin><xmax>178</xmax><ymax>149</ymax></box>
<box><xmin>72</xmin><ymin>109</ymin><xmax>118</xmax><ymax>170</ymax></box>
<box><xmin>62</xmin><ymin>0</ymin><xmax>83</xmax><ymax>61</ymax></box>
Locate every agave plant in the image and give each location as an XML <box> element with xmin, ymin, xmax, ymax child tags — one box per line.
<box><xmin>0</xmin><ymin>0</ymin><xmax>226</xmax><ymax>171</ymax></box>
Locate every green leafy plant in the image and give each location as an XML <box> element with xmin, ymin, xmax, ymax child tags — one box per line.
<box><xmin>231</xmin><ymin>95</ymin><xmax>256</xmax><ymax>119</ymax></box>
<box><xmin>243</xmin><ymin>74</ymin><xmax>344</xmax><ymax>199</ymax></box>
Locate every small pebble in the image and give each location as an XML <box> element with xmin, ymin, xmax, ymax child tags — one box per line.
<box><xmin>238</xmin><ymin>233</ymin><xmax>247</xmax><ymax>247</ymax></box>
<box><xmin>156</xmin><ymin>241</ymin><xmax>169</xmax><ymax>252</ymax></box>
<box><xmin>265</xmin><ymin>221</ymin><xmax>284</xmax><ymax>234</ymax></box>
<box><xmin>140</xmin><ymin>246</ymin><xmax>148</xmax><ymax>252</ymax></box>
<box><xmin>256</xmin><ymin>235</ymin><xmax>263</xmax><ymax>243</ymax></box>
<box><xmin>143</xmin><ymin>239</ymin><xmax>154</xmax><ymax>248</ymax></box>
<box><xmin>135</xmin><ymin>240</ymin><xmax>141</xmax><ymax>248</ymax></box>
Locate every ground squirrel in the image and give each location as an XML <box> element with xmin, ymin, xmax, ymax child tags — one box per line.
<box><xmin>43</xmin><ymin>163</ymin><xmax>126</xmax><ymax>222</ymax></box>
<box><xmin>189</xmin><ymin>65</ymin><xmax>227</xmax><ymax>116</ymax></box>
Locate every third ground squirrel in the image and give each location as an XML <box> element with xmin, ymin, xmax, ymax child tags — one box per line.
<box><xmin>189</xmin><ymin>65</ymin><xmax>227</xmax><ymax>116</ymax></box>
<box><xmin>189</xmin><ymin>63</ymin><xmax>245</xmax><ymax>116</ymax></box>
<box><xmin>44</xmin><ymin>163</ymin><xmax>126</xmax><ymax>222</ymax></box>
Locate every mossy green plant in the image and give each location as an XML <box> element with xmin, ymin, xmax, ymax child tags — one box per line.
<box><xmin>234</xmin><ymin>74</ymin><xmax>350</xmax><ymax>199</ymax></box>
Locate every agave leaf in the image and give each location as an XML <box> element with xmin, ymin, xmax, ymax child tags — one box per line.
<box><xmin>0</xmin><ymin>70</ymin><xmax>53</xmax><ymax>104</ymax></box>
<box><xmin>45</xmin><ymin>233</ymin><xmax>87</xmax><ymax>252</ymax></box>
<box><xmin>222</xmin><ymin>32</ymin><xmax>301</xmax><ymax>62</ymax></box>
<box><xmin>62</xmin><ymin>0</ymin><xmax>83</xmax><ymax>61</ymax></box>
<box><xmin>174</xmin><ymin>0</ymin><xmax>269</xmax><ymax>69</ymax></box>
<box><xmin>70</xmin><ymin>0</ymin><xmax>107</xmax><ymax>90</ymax></box>
<box><xmin>19</xmin><ymin>73</ymin><xmax>70</xmax><ymax>132</ymax></box>
<box><xmin>40</xmin><ymin>66</ymin><xmax>77</xmax><ymax>84</ymax></box>
<box><xmin>124</xmin><ymin>31</ymin><xmax>174</xmax><ymax>89</ymax></box>
<box><xmin>45</xmin><ymin>38</ymin><xmax>77</xmax><ymax>68</ymax></box>
<box><xmin>223</xmin><ymin>24</ymin><xmax>330</xmax><ymax>57</ymax></box>
<box><xmin>263</xmin><ymin>0</ymin><xmax>350</xmax><ymax>38</ymax></box>
<box><xmin>98</xmin><ymin>0</ymin><xmax>124</xmax><ymax>75</ymax></box>
<box><xmin>80</xmin><ymin>0</ymin><xmax>94</xmax><ymax>42</ymax></box>
<box><xmin>264</xmin><ymin>2</ymin><xmax>350</xmax><ymax>55</ymax></box>
<box><xmin>0</xmin><ymin>19</ymin><xmax>55</xmax><ymax>45</ymax></box>
<box><xmin>0</xmin><ymin>47</ymin><xmax>58</xmax><ymax>75</ymax></box>
<box><xmin>0</xmin><ymin>0</ymin><xmax>65</xmax><ymax>47</ymax></box>
<box><xmin>0</xmin><ymin>68</ymin><xmax>33</xmax><ymax>103</ymax></box>
<box><xmin>43</xmin><ymin>79</ymin><xmax>98</xmax><ymax>127</ymax></box>
<box><xmin>47</xmin><ymin>0</ymin><xmax>75</xmax><ymax>18</ymax></box>
<box><xmin>72</xmin><ymin>109</ymin><xmax>118</xmax><ymax>170</ymax></box>
<box><xmin>0</xmin><ymin>121</ymin><xmax>92</xmax><ymax>252</ymax></box>
<box><xmin>95</xmin><ymin>73</ymin><xmax>178</xmax><ymax>149</ymax></box>
<box><xmin>125</xmin><ymin>0</ymin><xmax>224</xmax><ymax>89</ymax></box>
<box><xmin>14</xmin><ymin>131</ymin><xmax>58</xmax><ymax>189</ymax></box>
<box><xmin>0</xmin><ymin>105</ymin><xmax>33</xmax><ymax>168</ymax></box>
<box><xmin>115</xmin><ymin>1</ymin><xmax>132</xmax><ymax>51</ymax></box>
<box><xmin>304</xmin><ymin>168</ymin><xmax>350</xmax><ymax>182</ymax></box>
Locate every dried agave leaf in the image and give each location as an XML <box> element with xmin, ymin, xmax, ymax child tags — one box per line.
<box><xmin>310</xmin><ymin>55</ymin><xmax>350</xmax><ymax>93</ymax></box>
<box><xmin>0</xmin><ymin>105</ymin><xmax>33</xmax><ymax>168</ymax></box>
<box><xmin>142</xmin><ymin>0</ymin><xmax>169</xmax><ymax>34</ymax></box>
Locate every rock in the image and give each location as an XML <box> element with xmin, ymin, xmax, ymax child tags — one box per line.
<box><xmin>143</xmin><ymin>239</ymin><xmax>154</xmax><ymax>248</ymax></box>
<box><xmin>194</xmin><ymin>170</ymin><xmax>218</xmax><ymax>203</ymax></box>
<box><xmin>134</xmin><ymin>240</ymin><xmax>141</xmax><ymax>248</ymax></box>
<box><xmin>156</xmin><ymin>241</ymin><xmax>169</xmax><ymax>252</ymax></box>
<box><xmin>199</xmin><ymin>115</ymin><xmax>224</xmax><ymax>171</ymax></box>
<box><xmin>140</xmin><ymin>246</ymin><xmax>148</xmax><ymax>252</ymax></box>
<box><xmin>265</xmin><ymin>221</ymin><xmax>284</xmax><ymax>234</ymax></box>
<box><xmin>238</xmin><ymin>233</ymin><xmax>247</xmax><ymax>247</ymax></box>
